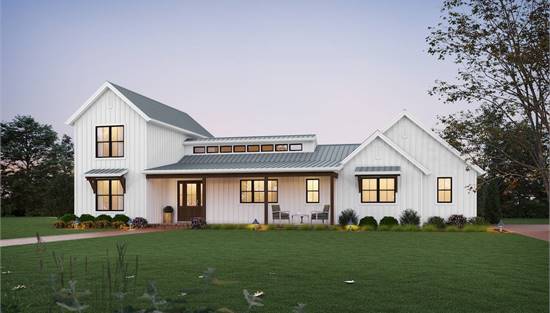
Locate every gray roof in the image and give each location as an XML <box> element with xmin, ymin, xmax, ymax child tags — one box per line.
<box><xmin>84</xmin><ymin>168</ymin><xmax>128</xmax><ymax>176</ymax></box>
<box><xmin>147</xmin><ymin>144</ymin><xmax>359</xmax><ymax>172</ymax></box>
<box><xmin>110</xmin><ymin>82</ymin><xmax>213</xmax><ymax>138</ymax></box>
<box><xmin>355</xmin><ymin>166</ymin><xmax>401</xmax><ymax>172</ymax></box>
<box><xmin>186</xmin><ymin>134</ymin><xmax>316</xmax><ymax>143</ymax></box>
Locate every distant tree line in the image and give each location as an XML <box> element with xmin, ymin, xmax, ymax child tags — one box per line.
<box><xmin>1</xmin><ymin>115</ymin><xmax>74</xmax><ymax>216</ymax></box>
<box><xmin>427</xmin><ymin>0</ymin><xmax>549</xmax><ymax>222</ymax></box>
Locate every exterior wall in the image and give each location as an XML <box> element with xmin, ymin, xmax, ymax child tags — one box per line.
<box><xmin>383</xmin><ymin>116</ymin><xmax>478</xmax><ymax>220</ymax></box>
<box><xmin>146</xmin><ymin>123</ymin><xmax>188</xmax><ymax>169</ymax></box>
<box><xmin>73</xmin><ymin>89</ymin><xmax>148</xmax><ymax>219</ymax></box>
<box><xmin>146</xmin><ymin>176</ymin><xmax>331</xmax><ymax>224</ymax></box>
<box><xmin>336</xmin><ymin>137</ymin><xmax>424</xmax><ymax>223</ymax></box>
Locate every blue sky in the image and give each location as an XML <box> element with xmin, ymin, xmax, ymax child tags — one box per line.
<box><xmin>1</xmin><ymin>0</ymin><xmax>470</xmax><ymax>143</ymax></box>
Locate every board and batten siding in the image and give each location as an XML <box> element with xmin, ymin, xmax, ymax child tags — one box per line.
<box><xmin>336</xmin><ymin>137</ymin><xmax>424</xmax><ymax>223</ymax></box>
<box><xmin>146</xmin><ymin>176</ymin><xmax>331</xmax><ymax>224</ymax></box>
<box><xmin>73</xmin><ymin>89</ymin><xmax>148</xmax><ymax>219</ymax></box>
<box><xmin>383</xmin><ymin>116</ymin><xmax>478</xmax><ymax>219</ymax></box>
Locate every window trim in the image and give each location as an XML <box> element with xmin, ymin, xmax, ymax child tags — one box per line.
<box><xmin>360</xmin><ymin>176</ymin><xmax>397</xmax><ymax>203</ymax></box>
<box><xmin>275</xmin><ymin>144</ymin><xmax>288</xmax><ymax>152</ymax></box>
<box><xmin>247</xmin><ymin>145</ymin><xmax>260</xmax><ymax>152</ymax></box>
<box><xmin>240</xmin><ymin>179</ymin><xmax>278</xmax><ymax>203</ymax></box>
<box><xmin>206</xmin><ymin>146</ymin><xmax>219</xmax><ymax>153</ymax></box>
<box><xmin>233</xmin><ymin>145</ymin><xmax>246</xmax><ymax>153</ymax></box>
<box><xmin>437</xmin><ymin>177</ymin><xmax>453</xmax><ymax>203</ymax></box>
<box><xmin>305</xmin><ymin>178</ymin><xmax>320</xmax><ymax>203</ymax></box>
<box><xmin>95</xmin><ymin>179</ymin><xmax>124</xmax><ymax>211</ymax></box>
<box><xmin>95</xmin><ymin>125</ymin><xmax>124</xmax><ymax>158</ymax></box>
<box><xmin>220</xmin><ymin>145</ymin><xmax>233</xmax><ymax>153</ymax></box>
<box><xmin>261</xmin><ymin>144</ymin><xmax>274</xmax><ymax>152</ymax></box>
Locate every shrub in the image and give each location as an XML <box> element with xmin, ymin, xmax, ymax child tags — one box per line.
<box><xmin>94</xmin><ymin>220</ymin><xmax>111</xmax><ymax>228</ymax></box>
<box><xmin>113</xmin><ymin>214</ymin><xmax>130</xmax><ymax>224</ymax></box>
<box><xmin>96</xmin><ymin>214</ymin><xmax>113</xmax><ymax>222</ymax></box>
<box><xmin>81</xmin><ymin>221</ymin><xmax>95</xmax><ymax>229</ymax></box>
<box><xmin>379</xmin><ymin>216</ymin><xmax>399</xmax><ymax>227</ymax></box>
<box><xmin>425</xmin><ymin>216</ymin><xmax>446</xmax><ymax>229</ymax></box>
<box><xmin>163</xmin><ymin>206</ymin><xmax>174</xmax><ymax>213</ymax></box>
<box><xmin>393</xmin><ymin>225</ymin><xmax>420</xmax><ymax>232</ymax></box>
<box><xmin>421</xmin><ymin>224</ymin><xmax>438</xmax><ymax>232</ymax></box>
<box><xmin>112</xmin><ymin>221</ymin><xmax>126</xmax><ymax>229</ymax></box>
<box><xmin>79</xmin><ymin>214</ymin><xmax>96</xmax><ymax>222</ymax></box>
<box><xmin>359</xmin><ymin>216</ymin><xmax>378</xmax><ymax>229</ymax></box>
<box><xmin>338</xmin><ymin>209</ymin><xmax>359</xmax><ymax>226</ymax></box>
<box><xmin>53</xmin><ymin>220</ymin><xmax>66</xmax><ymax>228</ymax></box>
<box><xmin>131</xmin><ymin>217</ymin><xmax>148</xmax><ymax>228</ymax></box>
<box><xmin>59</xmin><ymin>213</ymin><xmax>77</xmax><ymax>223</ymax></box>
<box><xmin>446</xmin><ymin>214</ymin><xmax>467</xmax><ymax>228</ymax></box>
<box><xmin>399</xmin><ymin>209</ymin><xmax>420</xmax><ymax>226</ymax></box>
<box><xmin>467</xmin><ymin>216</ymin><xmax>488</xmax><ymax>225</ymax></box>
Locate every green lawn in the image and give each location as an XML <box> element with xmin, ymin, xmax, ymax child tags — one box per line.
<box><xmin>1</xmin><ymin>230</ymin><xmax>548</xmax><ymax>313</ymax></box>
<box><xmin>0</xmin><ymin>217</ymin><xmax>107</xmax><ymax>239</ymax></box>
<box><xmin>502</xmin><ymin>218</ymin><xmax>549</xmax><ymax>225</ymax></box>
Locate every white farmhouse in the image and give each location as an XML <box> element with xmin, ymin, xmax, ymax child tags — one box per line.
<box><xmin>66</xmin><ymin>82</ymin><xmax>485</xmax><ymax>225</ymax></box>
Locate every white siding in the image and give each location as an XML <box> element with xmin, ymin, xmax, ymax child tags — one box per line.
<box><xmin>383</xmin><ymin>116</ymin><xmax>478</xmax><ymax>220</ymax></box>
<box><xmin>336</xmin><ymin>137</ymin><xmax>424</xmax><ymax>222</ymax></box>
<box><xmin>73</xmin><ymin>89</ymin><xmax>148</xmax><ymax>219</ymax></box>
<box><xmin>146</xmin><ymin>123</ymin><xmax>188</xmax><ymax>169</ymax></box>
<box><xmin>146</xmin><ymin>176</ymin><xmax>331</xmax><ymax>224</ymax></box>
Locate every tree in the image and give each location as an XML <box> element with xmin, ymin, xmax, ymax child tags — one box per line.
<box><xmin>427</xmin><ymin>0</ymin><xmax>550</xmax><ymax>196</ymax></box>
<box><xmin>1</xmin><ymin>116</ymin><xmax>74</xmax><ymax>216</ymax></box>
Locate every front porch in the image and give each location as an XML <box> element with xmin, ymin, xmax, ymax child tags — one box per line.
<box><xmin>145</xmin><ymin>172</ymin><xmax>337</xmax><ymax>225</ymax></box>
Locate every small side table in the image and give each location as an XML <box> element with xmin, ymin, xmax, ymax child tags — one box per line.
<box><xmin>292</xmin><ymin>213</ymin><xmax>310</xmax><ymax>224</ymax></box>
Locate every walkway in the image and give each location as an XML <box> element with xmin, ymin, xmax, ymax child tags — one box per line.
<box><xmin>0</xmin><ymin>228</ymin><xmax>168</xmax><ymax>247</ymax></box>
<box><xmin>504</xmin><ymin>224</ymin><xmax>549</xmax><ymax>242</ymax></box>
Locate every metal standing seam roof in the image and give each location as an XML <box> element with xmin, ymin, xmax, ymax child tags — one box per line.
<box><xmin>146</xmin><ymin>144</ymin><xmax>360</xmax><ymax>171</ymax></box>
<box><xmin>84</xmin><ymin>168</ymin><xmax>128</xmax><ymax>176</ymax></box>
<box><xmin>109</xmin><ymin>82</ymin><xmax>213</xmax><ymax>138</ymax></box>
<box><xmin>355</xmin><ymin>166</ymin><xmax>401</xmax><ymax>172</ymax></box>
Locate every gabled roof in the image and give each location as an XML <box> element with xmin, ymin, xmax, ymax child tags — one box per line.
<box><xmin>383</xmin><ymin>111</ymin><xmax>486</xmax><ymax>175</ymax></box>
<box><xmin>339</xmin><ymin>131</ymin><xmax>431</xmax><ymax>175</ymax></box>
<box><xmin>65</xmin><ymin>82</ymin><xmax>212</xmax><ymax>138</ymax></box>
<box><xmin>144</xmin><ymin>144</ymin><xmax>359</xmax><ymax>174</ymax></box>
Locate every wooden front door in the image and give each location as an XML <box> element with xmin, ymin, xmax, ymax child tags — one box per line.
<box><xmin>177</xmin><ymin>181</ymin><xmax>205</xmax><ymax>221</ymax></box>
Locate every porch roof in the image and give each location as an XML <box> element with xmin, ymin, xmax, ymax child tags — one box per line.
<box><xmin>355</xmin><ymin>166</ymin><xmax>401</xmax><ymax>175</ymax></box>
<box><xmin>144</xmin><ymin>144</ymin><xmax>359</xmax><ymax>174</ymax></box>
<box><xmin>84</xmin><ymin>168</ymin><xmax>128</xmax><ymax>177</ymax></box>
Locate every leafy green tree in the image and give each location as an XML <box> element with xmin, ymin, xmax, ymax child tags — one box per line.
<box><xmin>1</xmin><ymin>116</ymin><xmax>73</xmax><ymax>216</ymax></box>
<box><xmin>427</xmin><ymin>0</ymin><xmax>550</xmax><ymax>196</ymax></box>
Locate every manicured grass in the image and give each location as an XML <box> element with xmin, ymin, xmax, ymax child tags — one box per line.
<box><xmin>502</xmin><ymin>218</ymin><xmax>549</xmax><ymax>225</ymax></box>
<box><xmin>1</xmin><ymin>230</ymin><xmax>548</xmax><ymax>312</ymax></box>
<box><xmin>0</xmin><ymin>217</ymin><xmax>108</xmax><ymax>239</ymax></box>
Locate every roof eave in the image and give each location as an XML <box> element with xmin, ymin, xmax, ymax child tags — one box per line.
<box><xmin>143</xmin><ymin>167</ymin><xmax>340</xmax><ymax>175</ymax></box>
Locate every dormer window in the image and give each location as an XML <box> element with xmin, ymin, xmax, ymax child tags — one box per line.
<box><xmin>261</xmin><ymin>144</ymin><xmax>274</xmax><ymax>152</ymax></box>
<box><xmin>275</xmin><ymin>144</ymin><xmax>288</xmax><ymax>151</ymax></box>
<box><xmin>289</xmin><ymin>143</ymin><xmax>303</xmax><ymax>151</ymax></box>
<box><xmin>191</xmin><ymin>142</ymin><xmax>306</xmax><ymax>154</ymax></box>
<box><xmin>96</xmin><ymin>126</ymin><xmax>124</xmax><ymax>158</ymax></box>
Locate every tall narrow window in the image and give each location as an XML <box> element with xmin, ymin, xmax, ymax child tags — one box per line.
<box><xmin>240</xmin><ymin>179</ymin><xmax>278</xmax><ymax>203</ymax></box>
<box><xmin>96</xmin><ymin>179</ymin><xmax>124</xmax><ymax>211</ymax></box>
<box><xmin>306</xmin><ymin>179</ymin><xmax>320</xmax><ymax>203</ymax></box>
<box><xmin>360</xmin><ymin>177</ymin><xmax>397</xmax><ymax>203</ymax></box>
<box><xmin>96</xmin><ymin>126</ymin><xmax>124</xmax><ymax>158</ymax></box>
<box><xmin>437</xmin><ymin>177</ymin><xmax>452</xmax><ymax>203</ymax></box>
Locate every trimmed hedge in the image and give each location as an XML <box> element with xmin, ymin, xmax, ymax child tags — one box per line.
<box><xmin>113</xmin><ymin>214</ymin><xmax>130</xmax><ymax>224</ymax></box>
<box><xmin>79</xmin><ymin>214</ymin><xmax>96</xmax><ymax>222</ymax></box>
<box><xmin>96</xmin><ymin>214</ymin><xmax>113</xmax><ymax>222</ymax></box>
<box><xmin>359</xmin><ymin>216</ymin><xmax>378</xmax><ymax>229</ymax></box>
<box><xmin>379</xmin><ymin>216</ymin><xmax>399</xmax><ymax>227</ymax></box>
<box><xmin>59</xmin><ymin>213</ymin><xmax>77</xmax><ymax>223</ymax></box>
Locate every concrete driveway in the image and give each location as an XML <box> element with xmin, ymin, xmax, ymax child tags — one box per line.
<box><xmin>504</xmin><ymin>224</ymin><xmax>549</xmax><ymax>242</ymax></box>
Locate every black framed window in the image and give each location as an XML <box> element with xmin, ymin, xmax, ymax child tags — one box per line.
<box><xmin>96</xmin><ymin>126</ymin><xmax>124</xmax><ymax>158</ymax></box>
<box><xmin>360</xmin><ymin>177</ymin><xmax>396</xmax><ymax>203</ymax></box>
<box><xmin>275</xmin><ymin>144</ymin><xmax>288</xmax><ymax>152</ymax></box>
<box><xmin>306</xmin><ymin>179</ymin><xmax>320</xmax><ymax>203</ymax></box>
<box><xmin>240</xmin><ymin>179</ymin><xmax>278</xmax><ymax>203</ymax></box>
<box><xmin>207</xmin><ymin>146</ymin><xmax>219</xmax><ymax>153</ymax></box>
<box><xmin>437</xmin><ymin>177</ymin><xmax>452</xmax><ymax>203</ymax></box>
<box><xmin>193</xmin><ymin>146</ymin><xmax>205</xmax><ymax>154</ymax></box>
<box><xmin>220</xmin><ymin>146</ymin><xmax>232</xmax><ymax>153</ymax></box>
<box><xmin>261</xmin><ymin>144</ymin><xmax>274</xmax><ymax>152</ymax></box>
<box><xmin>247</xmin><ymin>145</ymin><xmax>260</xmax><ymax>152</ymax></box>
<box><xmin>289</xmin><ymin>143</ymin><xmax>303</xmax><ymax>151</ymax></box>
<box><xmin>233</xmin><ymin>145</ymin><xmax>246</xmax><ymax>153</ymax></box>
<box><xmin>96</xmin><ymin>179</ymin><xmax>124</xmax><ymax>211</ymax></box>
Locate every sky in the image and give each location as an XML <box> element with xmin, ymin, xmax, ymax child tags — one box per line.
<box><xmin>1</xmin><ymin>0</ymin><xmax>471</xmax><ymax>144</ymax></box>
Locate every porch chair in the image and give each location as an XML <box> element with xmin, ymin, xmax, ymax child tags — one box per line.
<box><xmin>272</xmin><ymin>205</ymin><xmax>290</xmax><ymax>224</ymax></box>
<box><xmin>311</xmin><ymin>205</ymin><xmax>330</xmax><ymax>224</ymax></box>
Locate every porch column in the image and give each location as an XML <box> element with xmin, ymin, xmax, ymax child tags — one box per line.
<box><xmin>330</xmin><ymin>174</ymin><xmax>335</xmax><ymax>225</ymax></box>
<box><xmin>263</xmin><ymin>176</ymin><xmax>269</xmax><ymax>224</ymax></box>
<box><xmin>202</xmin><ymin>176</ymin><xmax>206</xmax><ymax>219</ymax></box>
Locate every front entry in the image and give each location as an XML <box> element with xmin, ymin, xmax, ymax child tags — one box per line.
<box><xmin>177</xmin><ymin>181</ymin><xmax>205</xmax><ymax>221</ymax></box>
